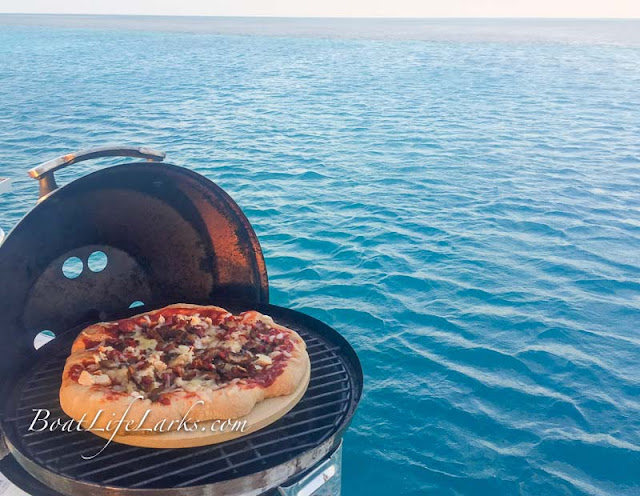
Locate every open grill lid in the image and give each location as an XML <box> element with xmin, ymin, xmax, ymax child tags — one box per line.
<box><xmin>0</xmin><ymin>146</ymin><xmax>269</xmax><ymax>379</ymax></box>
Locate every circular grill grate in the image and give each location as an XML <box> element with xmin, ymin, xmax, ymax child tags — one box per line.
<box><xmin>2</xmin><ymin>306</ymin><xmax>357</xmax><ymax>491</ymax></box>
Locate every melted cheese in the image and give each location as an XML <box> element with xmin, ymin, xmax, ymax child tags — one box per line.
<box><xmin>225</xmin><ymin>340</ymin><xmax>242</xmax><ymax>353</ymax></box>
<box><xmin>106</xmin><ymin>367</ymin><xmax>129</xmax><ymax>385</ymax></box>
<box><xmin>135</xmin><ymin>366</ymin><xmax>155</xmax><ymax>382</ymax></box>
<box><xmin>136</xmin><ymin>337</ymin><xmax>158</xmax><ymax>350</ymax></box>
<box><xmin>78</xmin><ymin>371</ymin><xmax>111</xmax><ymax>386</ymax></box>
<box><xmin>93</xmin><ymin>374</ymin><xmax>111</xmax><ymax>386</ymax></box>
<box><xmin>169</xmin><ymin>345</ymin><xmax>193</xmax><ymax>367</ymax></box>
<box><xmin>78</xmin><ymin>371</ymin><xmax>94</xmax><ymax>386</ymax></box>
<box><xmin>255</xmin><ymin>354</ymin><xmax>272</xmax><ymax>367</ymax></box>
<box><xmin>148</xmin><ymin>353</ymin><xmax>167</xmax><ymax>373</ymax></box>
<box><xmin>175</xmin><ymin>376</ymin><xmax>223</xmax><ymax>393</ymax></box>
<box><xmin>181</xmin><ymin>377</ymin><xmax>204</xmax><ymax>392</ymax></box>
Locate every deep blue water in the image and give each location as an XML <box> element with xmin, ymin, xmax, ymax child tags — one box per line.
<box><xmin>1</xmin><ymin>17</ymin><xmax>639</xmax><ymax>496</ymax></box>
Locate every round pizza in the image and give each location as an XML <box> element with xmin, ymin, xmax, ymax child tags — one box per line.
<box><xmin>59</xmin><ymin>304</ymin><xmax>309</xmax><ymax>435</ymax></box>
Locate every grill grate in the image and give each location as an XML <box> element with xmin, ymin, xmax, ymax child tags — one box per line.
<box><xmin>3</xmin><ymin>323</ymin><xmax>354</xmax><ymax>490</ymax></box>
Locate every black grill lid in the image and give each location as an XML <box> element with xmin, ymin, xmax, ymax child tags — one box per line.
<box><xmin>0</xmin><ymin>148</ymin><xmax>268</xmax><ymax>380</ymax></box>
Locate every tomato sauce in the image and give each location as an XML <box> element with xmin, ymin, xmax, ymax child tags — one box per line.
<box><xmin>68</xmin><ymin>364</ymin><xmax>84</xmax><ymax>380</ymax></box>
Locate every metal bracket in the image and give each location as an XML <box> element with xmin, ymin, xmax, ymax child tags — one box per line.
<box><xmin>0</xmin><ymin>423</ymin><xmax>8</xmax><ymax>461</ymax></box>
<box><xmin>278</xmin><ymin>440</ymin><xmax>342</xmax><ymax>496</ymax></box>
<box><xmin>0</xmin><ymin>178</ymin><xmax>12</xmax><ymax>246</ymax></box>
<box><xmin>0</xmin><ymin>178</ymin><xmax>10</xmax><ymax>195</ymax></box>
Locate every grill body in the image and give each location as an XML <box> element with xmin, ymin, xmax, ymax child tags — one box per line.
<box><xmin>0</xmin><ymin>151</ymin><xmax>362</xmax><ymax>496</ymax></box>
<box><xmin>1</xmin><ymin>300</ymin><xmax>361</xmax><ymax>496</ymax></box>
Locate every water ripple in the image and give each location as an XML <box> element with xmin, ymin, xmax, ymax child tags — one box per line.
<box><xmin>1</xmin><ymin>23</ymin><xmax>639</xmax><ymax>495</ymax></box>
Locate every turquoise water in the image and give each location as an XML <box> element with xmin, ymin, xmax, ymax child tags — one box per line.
<box><xmin>1</xmin><ymin>17</ymin><xmax>639</xmax><ymax>495</ymax></box>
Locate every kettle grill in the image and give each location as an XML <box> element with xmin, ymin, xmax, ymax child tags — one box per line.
<box><xmin>0</xmin><ymin>146</ymin><xmax>363</xmax><ymax>496</ymax></box>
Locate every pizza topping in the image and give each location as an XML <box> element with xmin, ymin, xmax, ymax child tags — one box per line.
<box><xmin>106</xmin><ymin>367</ymin><xmax>129</xmax><ymax>384</ymax></box>
<box><xmin>77</xmin><ymin>371</ymin><xmax>94</xmax><ymax>386</ymax></box>
<box><xmin>69</xmin><ymin>308</ymin><xmax>297</xmax><ymax>401</ymax></box>
<box><xmin>93</xmin><ymin>374</ymin><xmax>112</xmax><ymax>386</ymax></box>
<box><xmin>77</xmin><ymin>370</ymin><xmax>112</xmax><ymax>386</ymax></box>
<box><xmin>137</xmin><ymin>337</ymin><xmax>158</xmax><ymax>350</ymax></box>
<box><xmin>68</xmin><ymin>364</ymin><xmax>84</xmax><ymax>381</ymax></box>
<box><xmin>255</xmin><ymin>354</ymin><xmax>273</xmax><ymax>367</ymax></box>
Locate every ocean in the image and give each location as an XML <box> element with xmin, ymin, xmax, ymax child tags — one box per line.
<box><xmin>0</xmin><ymin>15</ymin><xmax>639</xmax><ymax>495</ymax></box>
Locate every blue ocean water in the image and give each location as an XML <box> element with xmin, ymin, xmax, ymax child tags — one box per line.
<box><xmin>1</xmin><ymin>16</ymin><xmax>639</xmax><ymax>496</ymax></box>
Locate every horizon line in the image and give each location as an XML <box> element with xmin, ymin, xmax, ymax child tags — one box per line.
<box><xmin>1</xmin><ymin>13</ymin><xmax>639</xmax><ymax>20</ymax></box>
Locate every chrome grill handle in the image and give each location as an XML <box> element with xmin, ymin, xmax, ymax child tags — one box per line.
<box><xmin>27</xmin><ymin>146</ymin><xmax>166</xmax><ymax>200</ymax></box>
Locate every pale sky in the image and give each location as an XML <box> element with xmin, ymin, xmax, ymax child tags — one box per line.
<box><xmin>0</xmin><ymin>0</ymin><xmax>639</xmax><ymax>18</ymax></box>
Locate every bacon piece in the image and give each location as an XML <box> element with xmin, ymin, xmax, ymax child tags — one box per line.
<box><xmin>162</xmin><ymin>372</ymin><xmax>173</xmax><ymax>389</ymax></box>
<box><xmin>139</xmin><ymin>376</ymin><xmax>154</xmax><ymax>392</ymax></box>
<box><xmin>83</xmin><ymin>339</ymin><xmax>101</xmax><ymax>349</ymax></box>
<box><xmin>118</xmin><ymin>320</ymin><xmax>137</xmax><ymax>333</ymax></box>
<box><xmin>189</xmin><ymin>325</ymin><xmax>206</xmax><ymax>338</ymax></box>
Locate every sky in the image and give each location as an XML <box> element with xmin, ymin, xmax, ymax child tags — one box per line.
<box><xmin>0</xmin><ymin>0</ymin><xmax>639</xmax><ymax>18</ymax></box>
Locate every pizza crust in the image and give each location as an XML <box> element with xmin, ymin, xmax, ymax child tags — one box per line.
<box><xmin>59</xmin><ymin>304</ymin><xmax>309</xmax><ymax>436</ymax></box>
<box><xmin>90</xmin><ymin>355</ymin><xmax>311</xmax><ymax>448</ymax></box>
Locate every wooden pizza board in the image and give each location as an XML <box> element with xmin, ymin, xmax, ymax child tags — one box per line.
<box><xmin>89</xmin><ymin>356</ymin><xmax>311</xmax><ymax>448</ymax></box>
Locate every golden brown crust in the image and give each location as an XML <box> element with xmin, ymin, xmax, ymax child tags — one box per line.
<box><xmin>59</xmin><ymin>304</ymin><xmax>308</xmax><ymax>436</ymax></box>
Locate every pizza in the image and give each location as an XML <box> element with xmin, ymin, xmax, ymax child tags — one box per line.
<box><xmin>59</xmin><ymin>304</ymin><xmax>309</xmax><ymax>435</ymax></box>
